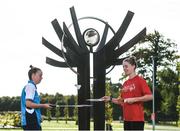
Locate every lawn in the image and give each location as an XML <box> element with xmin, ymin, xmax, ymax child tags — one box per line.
<box><xmin>0</xmin><ymin>120</ymin><xmax>179</xmax><ymax>131</ymax></box>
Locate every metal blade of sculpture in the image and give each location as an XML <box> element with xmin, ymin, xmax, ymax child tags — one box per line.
<box><xmin>42</xmin><ymin>6</ymin><xmax>146</xmax><ymax>130</ymax></box>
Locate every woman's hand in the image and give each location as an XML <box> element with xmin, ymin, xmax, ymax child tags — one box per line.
<box><xmin>111</xmin><ymin>98</ymin><xmax>119</xmax><ymax>104</ymax></box>
<box><xmin>112</xmin><ymin>98</ymin><xmax>124</xmax><ymax>105</ymax></box>
<box><xmin>124</xmin><ymin>97</ymin><xmax>137</xmax><ymax>104</ymax></box>
<box><xmin>42</xmin><ymin>104</ymin><xmax>52</xmax><ymax>109</ymax></box>
<box><xmin>101</xmin><ymin>96</ymin><xmax>110</xmax><ymax>102</ymax></box>
<box><xmin>101</xmin><ymin>96</ymin><xmax>124</xmax><ymax>105</ymax></box>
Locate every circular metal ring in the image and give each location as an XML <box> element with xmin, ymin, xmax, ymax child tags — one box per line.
<box><xmin>61</xmin><ymin>16</ymin><xmax>118</xmax><ymax>75</ymax></box>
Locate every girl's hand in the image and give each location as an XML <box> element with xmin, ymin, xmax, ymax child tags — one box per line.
<box><xmin>111</xmin><ymin>98</ymin><xmax>119</xmax><ymax>104</ymax></box>
<box><xmin>101</xmin><ymin>96</ymin><xmax>110</xmax><ymax>102</ymax></box>
<box><xmin>124</xmin><ymin>97</ymin><xmax>137</xmax><ymax>104</ymax></box>
<box><xmin>43</xmin><ymin>104</ymin><xmax>52</xmax><ymax>109</ymax></box>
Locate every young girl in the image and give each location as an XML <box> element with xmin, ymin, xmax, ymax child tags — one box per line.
<box><xmin>21</xmin><ymin>65</ymin><xmax>52</xmax><ymax>130</ymax></box>
<box><xmin>102</xmin><ymin>56</ymin><xmax>153</xmax><ymax>130</ymax></box>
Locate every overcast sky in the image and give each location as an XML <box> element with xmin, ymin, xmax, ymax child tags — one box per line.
<box><xmin>0</xmin><ymin>0</ymin><xmax>179</xmax><ymax>97</ymax></box>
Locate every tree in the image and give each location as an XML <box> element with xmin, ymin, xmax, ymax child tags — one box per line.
<box><xmin>46</xmin><ymin>99</ymin><xmax>52</xmax><ymax>122</ymax></box>
<box><xmin>157</xmin><ymin>68</ymin><xmax>179</xmax><ymax>123</ymax></box>
<box><xmin>64</xmin><ymin>100</ymin><xmax>69</xmax><ymax>124</ymax></box>
<box><xmin>73</xmin><ymin>97</ymin><xmax>78</xmax><ymax>125</ymax></box>
<box><xmin>68</xmin><ymin>95</ymin><xmax>76</xmax><ymax>117</ymax></box>
<box><xmin>46</xmin><ymin>108</ymin><xmax>52</xmax><ymax>122</ymax></box>
<box><xmin>129</xmin><ymin>30</ymin><xmax>179</xmax><ymax>123</ymax></box>
<box><xmin>55</xmin><ymin>101</ymin><xmax>61</xmax><ymax>122</ymax></box>
<box><xmin>110</xmin><ymin>82</ymin><xmax>122</xmax><ymax>120</ymax></box>
<box><xmin>105</xmin><ymin>78</ymin><xmax>113</xmax><ymax>130</ymax></box>
<box><xmin>132</xmin><ymin>30</ymin><xmax>178</xmax><ymax>79</ymax></box>
<box><xmin>176</xmin><ymin>62</ymin><xmax>180</xmax><ymax>126</ymax></box>
<box><xmin>73</xmin><ymin>96</ymin><xmax>78</xmax><ymax>125</ymax></box>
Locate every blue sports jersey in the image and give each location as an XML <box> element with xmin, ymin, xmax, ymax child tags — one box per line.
<box><xmin>21</xmin><ymin>80</ymin><xmax>41</xmax><ymax>126</ymax></box>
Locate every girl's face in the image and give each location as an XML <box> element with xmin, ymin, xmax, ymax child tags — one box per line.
<box><xmin>122</xmin><ymin>61</ymin><xmax>135</xmax><ymax>76</ymax></box>
<box><xmin>32</xmin><ymin>70</ymin><xmax>43</xmax><ymax>84</ymax></box>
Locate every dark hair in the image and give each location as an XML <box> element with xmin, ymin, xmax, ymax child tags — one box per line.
<box><xmin>28</xmin><ymin>65</ymin><xmax>41</xmax><ymax>80</ymax></box>
<box><xmin>123</xmin><ymin>56</ymin><xmax>137</xmax><ymax>69</ymax></box>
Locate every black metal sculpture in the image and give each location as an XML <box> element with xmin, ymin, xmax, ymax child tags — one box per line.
<box><xmin>42</xmin><ymin>6</ymin><xmax>146</xmax><ymax>130</ymax></box>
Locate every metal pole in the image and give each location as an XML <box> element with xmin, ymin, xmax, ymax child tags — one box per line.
<box><xmin>152</xmin><ymin>57</ymin><xmax>155</xmax><ymax>131</ymax></box>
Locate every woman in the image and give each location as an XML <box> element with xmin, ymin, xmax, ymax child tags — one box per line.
<box><xmin>21</xmin><ymin>65</ymin><xmax>52</xmax><ymax>130</ymax></box>
<box><xmin>102</xmin><ymin>56</ymin><xmax>153</xmax><ymax>130</ymax></box>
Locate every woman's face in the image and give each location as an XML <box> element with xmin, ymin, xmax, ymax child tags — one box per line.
<box><xmin>32</xmin><ymin>70</ymin><xmax>43</xmax><ymax>84</ymax></box>
<box><xmin>123</xmin><ymin>61</ymin><xmax>135</xmax><ymax>76</ymax></box>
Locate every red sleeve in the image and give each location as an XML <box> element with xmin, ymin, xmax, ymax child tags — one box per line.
<box><xmin>140</xmin><ymin>77</ymin><xmax>152</xmax><ymax>95</ymax></box>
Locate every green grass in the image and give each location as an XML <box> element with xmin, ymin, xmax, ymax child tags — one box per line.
<box><xmin>0</xmin><ymin>120</ymin><xmax>179</xmax><ymax>131</ymax></box>
<box><xmin>42</xmin><ymin>120</ymin><xmax>78</xmax><ymax>130</ymax></box>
